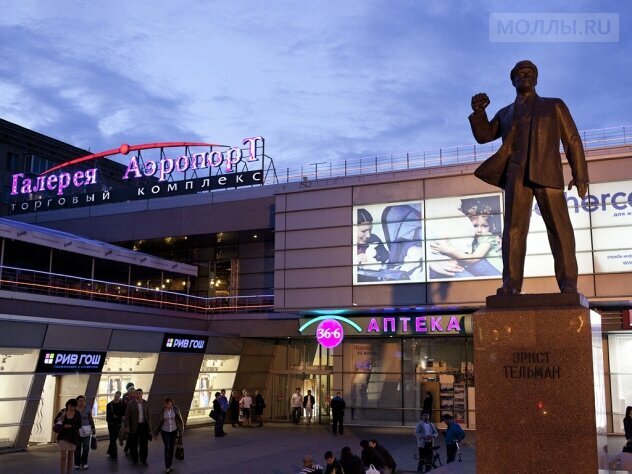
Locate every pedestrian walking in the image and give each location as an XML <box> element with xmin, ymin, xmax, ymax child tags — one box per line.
<box><xmin>121</xmin><ymin>382</ymin><xmax>135</xmax><ymax>457</ymax></box>
<box><xmin>74</xmin><ymin>395</ymin><xmax>95</xmax><ymax>470</ymax></box>
<box><xmin>291</xmin><ymin>388</ymin><xmax>303</xmax><ymax>424</ymax></box>
<box><xmin>153</xmin><ymin>397</ymin><xmax>184</xmax><ymax>473</ymax></box>
<box><xmin>124</xmin><ymin>388</ymin><xmax>152</xmax><ymax>466</ymax></box>
<box><xmin>106</xmin><ymin>391</ymin><xmax>125</xmax><ymax>460</ymax></box>
<box><xmin>55</xmin><ymin>398</ymin><xmax>81</xmax><ymax>474</ymax></box>
<box><xmin>303</xmin><ymin>389</ymin><xmax>315</xmax><ymax>424</ymax></box>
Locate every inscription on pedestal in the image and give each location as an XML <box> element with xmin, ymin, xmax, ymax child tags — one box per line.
<box><xmin>503</xmin><ymin>351</ymin><xmax>561</xmax><ymax>379</ymax></box>
<box><xmin>474</xmin><ymin>305</ymin><xmax>606</xmax><ymax>473</ymax></box>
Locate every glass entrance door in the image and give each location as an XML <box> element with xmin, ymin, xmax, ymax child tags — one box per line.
<box><xmin>269</xmin><ymin>373</ymin><xmax>332</xmax><ymax>423</ymax></box>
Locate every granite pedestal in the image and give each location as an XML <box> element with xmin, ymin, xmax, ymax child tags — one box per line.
<box><xmin>473</xmin><ymin>293</ymin><xmax>607</xmax><ymax>473</ymax></box>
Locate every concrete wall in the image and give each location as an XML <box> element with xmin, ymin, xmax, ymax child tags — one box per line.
<box><xmin>274</xmin><ymin>148</ymin><xmax>632</xmax><ymax>311</ymax></box>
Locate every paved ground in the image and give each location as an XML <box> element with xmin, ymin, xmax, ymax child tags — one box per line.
<box><xmin>3</xmin><ymin>423</ymin><xmax>630</xmax><ymax>473</ymax></box>
<box><xmin>1</xmin><ymin>423</ymin><xmax>476</xmax><ymax>474</ymax></box>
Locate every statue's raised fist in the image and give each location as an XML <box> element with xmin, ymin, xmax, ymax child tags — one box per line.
<box><xmin>471</xmin><ymin>93</ymin><xmax>490</xmax><ymax>113</ymax></box>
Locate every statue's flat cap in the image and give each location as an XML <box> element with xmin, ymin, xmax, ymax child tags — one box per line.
<box><xmin>511</xmin><ymin>60</ymin><xmax>538</xmax><ymax>80</ymax></box>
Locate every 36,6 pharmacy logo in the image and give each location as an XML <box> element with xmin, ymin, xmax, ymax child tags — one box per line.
<box><xmin>299</xmin><ymin>316</ymin><xmax>363</xmax><ymax>349</ymax></box>
<box><xmin>36</xmin><ymin>350</ymin><xmax>107</xmax><ymax>373</ymax></box>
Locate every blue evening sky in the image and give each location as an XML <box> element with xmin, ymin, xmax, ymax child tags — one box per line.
<box><xmin>0</xmin><ymin>1</ymin><xmax>629</xmax><ymax>174</ymax></box>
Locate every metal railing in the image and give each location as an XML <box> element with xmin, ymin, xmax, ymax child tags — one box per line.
<box><xmin>269</xmin><ymin>124</ymin><xmax>632</xmax><ymax>184</ymax></box>
<box><xmin>0</xmin><ymin>266</ymin><xmax>273</xmax><ymax>315</ymax></box>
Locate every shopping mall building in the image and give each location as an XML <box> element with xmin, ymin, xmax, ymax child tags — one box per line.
<box><xmin>0</xmin><ymin>119</ymin><xmax>630</xmax><ymax>449</ymax></box>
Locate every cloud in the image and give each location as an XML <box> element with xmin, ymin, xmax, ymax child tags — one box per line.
<box><xmin>0</xmin><ymin>0</ymin><xmax>630</xmax><ymax>175</ymax></box>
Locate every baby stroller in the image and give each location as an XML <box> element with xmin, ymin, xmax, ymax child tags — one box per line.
<box><xmin>380</xmin><ymin>204</ymin><xmax>423</xmax><ymax>280</ymax></box>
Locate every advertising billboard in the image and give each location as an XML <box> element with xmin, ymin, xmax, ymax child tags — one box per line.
<box><xmin>353</xmin><ymin>200</ymin><xmax>424</xmax><ymax>284</ymax></box>
<box><xmin>352</xmin><ymin>180</ymin><xmax>632</xmax><ymax>285</ymax></box>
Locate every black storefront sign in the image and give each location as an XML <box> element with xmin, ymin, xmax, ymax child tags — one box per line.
<box><xmin>10</xmin><ymin>169</ymin><xmax>264</xmax><ymax>215</ymax></box>
<box><xmin>161</xmin><ymin>333</ymin><xmax>208</xmax><ymax>353</ymax></box>
<box><xmin>36</xmin><ymin>350</ymin><xmax>107</xmax><ymax>373</ymax></box>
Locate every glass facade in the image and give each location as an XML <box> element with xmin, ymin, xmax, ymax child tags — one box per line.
<box><xmin>92</xmin><ymin>352</ymin><xmax>159</xmax><ymax>429</ymax></box>
<box><xmin>341</xmin><ymin>337</ymin><xmax>473</xmax><ymax>426</ymax></box>
<box><xmin>119</xmin><ymin>230</ymin><xmax>274</xmax><ymax>298</ymax></box>
<box><xmin>0</xmin><ymin>348</ymin><xmax>38</xmax><ymax>447</ymax></box>
<box><xmin>187</xmin><ymin>355</ymin><xmax>240</xmax><ymax>423</ymax></box>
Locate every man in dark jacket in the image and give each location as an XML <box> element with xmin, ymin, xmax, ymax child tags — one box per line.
<box><xmin>106</xmin><ymin>390</ymin><xmax>125</xmax><ymax>460</ymax></box>
<box><xmin>303</xmin><ymin>389</ymin><xmax>316</xmax><ymax>424</ymax></box>
<box><xmin>124</xmin><ymin>388</ymin><xmax>152</xmax><ymax>466</ymax></box>
<box><xmin>212</xmin><ymin>392</ymin><xmax>225</xmax><ymax>437</ymax></box>
<box><xmin>470</xmin><ymin>60</ymin><xmax>589</xmax><ymax>295</ymax></box>
<box><xmin>360</xmin><ymin>439</ymin><xmax>385</xmax><ymax>471</ymax></box>
<box><xmin>330</xmin><ymin>392</ymin><xmax>345</xmax><ymax>435</ymax></box>
<box><xmin>370</xmin><ymin>439</ymin><xmax>396</xmax><ymax>474</ymax></box>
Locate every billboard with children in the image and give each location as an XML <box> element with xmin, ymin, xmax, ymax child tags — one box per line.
<box><xmin>425</xmin><ymin>193</ymin><xmax>503</xmax><ymax>281</ymax></box>
<box><xmin>353</xmin><ymin>179</ymin><xmax>632</xmax><ymax>285</ymax></box>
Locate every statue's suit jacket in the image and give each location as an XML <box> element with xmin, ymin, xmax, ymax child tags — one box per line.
<box><xmin>469</xmin><ymin>95</ymin><xmax>588</xmax><ymax>189</ymax></box>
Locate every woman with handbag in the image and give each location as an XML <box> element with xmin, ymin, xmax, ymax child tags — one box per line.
<box><xmin>153</xmin><ymin>397</ymin><xmax>184</xmax><ymax>474</ymax></box>
<box><xmin>74</xmin><ymin>395</ymin><xmax>95</xmax><ymax>470</ymax></box>
<box><xmin>55</xmin><ymin>398</ymin><xmax>81</xmax><ymax>474</ymax></box>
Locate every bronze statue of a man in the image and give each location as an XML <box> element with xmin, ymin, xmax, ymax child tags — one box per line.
<box><xmin>469</xmin><ymin>60</ymin><xmax>589</xmax><ymax>295</ymax></box>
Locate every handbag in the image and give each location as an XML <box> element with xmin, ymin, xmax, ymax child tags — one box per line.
<box><xmin>53</xmin><ymin>409</ymin><xmax>64</xmax><ymax>433</ymax></box>
<box><xmin>175</xmin><ymin>443</ymin><xmax>184</xmax><ymax>461</ymax></box>
<box><xmin>90</xmin><ymin>435</ymin><xmax>97</xmax><ymax>450</ymax></box>
<box><xmin>365</xmin><ymin>464</ymin><xmax>380</xmax><ymax>474</ymax></box>
<box><xmin>209</xmin><ymin>410</ymin><xmax>218</xmax><ymax>421</ymax></box>
<box><xmin>174</xmin><ymin>432</ymin><xmax>184</xmax><ymax>461</ymax></box>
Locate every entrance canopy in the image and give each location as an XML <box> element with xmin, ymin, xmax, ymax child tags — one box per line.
<box><xmin>0</xmin><ymin>218</ymin><xmax>197</xmax><ymax>276</ymax></box>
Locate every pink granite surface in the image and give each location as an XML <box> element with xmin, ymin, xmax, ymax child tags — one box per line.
<box><xmin>473</xmin><ymin>302</ymin><xmax>607</xmax><ymax>473</ymax></box>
